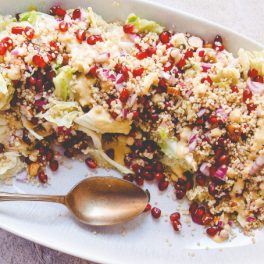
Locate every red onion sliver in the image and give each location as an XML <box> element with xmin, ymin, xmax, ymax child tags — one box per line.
<box><xmin>199</xmin><ymin>162</ymin><xmax>211</xmax><ymax>177</ymax></box>
<box><xmin>197</xmin><ymin>108</ymin><xmax>206</xmax><ymax>117</ymax></box>
<box><xmin>247</xmin><ymin>79</ymin><xmax>264</xmax><ymax>95</ymax></box>
<box><xmin>214</xmin><ymin>165</ymin><xmax>228</xmax><ymax>180</ymax></box>
<box><xmin>249</xmin><ymin>155</ymin><xmax>264</xmax><ymax>175</ymax></box>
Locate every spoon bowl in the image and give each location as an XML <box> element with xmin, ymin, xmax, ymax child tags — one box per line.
<box><xmin>0</xmin><ymin>176</ymin><xmax>149</xmax><ymax>226</ymax></box>
<box><xmin>66</xmin><ymin>177</ymin><xmax>149</xmax><ymax>225</ymax></box>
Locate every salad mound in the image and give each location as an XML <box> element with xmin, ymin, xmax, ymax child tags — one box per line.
<box><xmin>0</xmin><ymin>6</ymin><xmax>263</xmax><ymax>240</ymax></box>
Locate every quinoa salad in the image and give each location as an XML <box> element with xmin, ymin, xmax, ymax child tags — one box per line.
<box><xmin>0</xmin><ymin>6</ymin><xmax>263</xmax><ymax>241</ymax></box>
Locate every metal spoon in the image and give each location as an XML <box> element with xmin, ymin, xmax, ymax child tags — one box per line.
<box><xmin>0</xmin><ymin>177</ymin><xmax>149</xmax><ymax>225</ymax></box>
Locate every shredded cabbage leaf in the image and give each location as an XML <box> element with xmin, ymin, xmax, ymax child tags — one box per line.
<box><xmin>0</xmin><ymin>152</ymin><xmax>24</xmax><ymax>182</ymax></box>
<box><xmin>126</xmin><ymin>14</ymin><xmax>163</xmax><ymax>34</ymax></box>
<box><xmin>39</xmin><ymin>100</ymin><xmax>82</xmax><ymax>128</ymax></box>
<box><xmin>0</xmin><ymin>74</ymin><xmax>14</xmax><ymax>110</ymax></box>
<box><xmin>53</xmin><ymin>66</ymin><xmax>74</xmax><ymax>101</ymax></box>
<box><xmin>238</xmin><ymin>49</ymin><xmax>264</xmax><ymax>78</ymax></box>
<box><xmin>75</xmin><ymin>105</ymin><xmax>132</xmax><ymax>135</ymax></box>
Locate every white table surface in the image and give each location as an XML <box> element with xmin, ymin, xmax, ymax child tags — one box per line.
<box><xmin>0</xmin><ymin>0</ymin><xmax>263</xmax><ymax>263</ymax></box>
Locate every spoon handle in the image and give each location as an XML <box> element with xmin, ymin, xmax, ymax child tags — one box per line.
<box><xmin>0</xmin><ymin>192</ymin><xmax>65</xmax><ymax>204</ymax></box>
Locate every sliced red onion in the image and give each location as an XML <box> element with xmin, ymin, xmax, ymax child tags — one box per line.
<box><xmin>185</xmin><ymin>90</ymin><xmax>193</xmax><ymax>98</ymax></box>
<box><xmin>199</xmin><ymin>162</ymin><xmax>211</xmax><ymax>177</ymax></box>
<box><xmin>188</xmin><ymin>133</ymin><xmax>198</xmax><ymax>152</ymax></box>
<box><xmin>34</xmin><ymin>99</ymin><xmax>47</xmax><ymax>107</ymax></box>
<box><xmin>214</xmin><ymin>165</ymin><xmax>228</xmax><ymax>181</ymax></box>
<box><xmin>95</xmin><ymin>52</ymin><xmax>110</xmax><ymax>63</ymax></box>
<box><xmin>127</xmin><ymin>93</ymin><xmax>137</xmax><ymax>107</ymax></box>
<box><xmin>16</xmin><ymin>170</ymin><xmax>28</xmax><ymax>182</ymax></box>
<box><xmin>116</xmin><ymin>73</ymin><xmax>125</xmax><ymax>84</ymax></box>
<box><xmin>168</xmin><ymin>75</ymin><xmax>177</xmax><ymax>86</ymax></box>
<box><xmin>249</xmin><ymin>155</ymin><xmax>264</xmax><ymax>175</ymax></box>
<box><xmin>247</xmin><ymin>79</ymin><xmax>264</xmax><ymax>95</ymax></box>
<box><xmin>204</xmin><ymin>132</ymin><xmax>211</xmax><ymax>143</ymax></box>
<box><xmin>34</xmin><ymin>94</ymin><xmax>42</xmax><ymax>101</ymax></box>
<box><xmin>197</xmin><ymin>108</ymin><xmax>206</xmax><ymax>117</ymax></box>
<box><xmin>216</xmin><ymin>108</ymin><xmax>228</xmax><ymax>122</ymax></box>
<box><xmin>246</xmin><ymin>216</ymin><xmax>256</xmax><ymax>222</ymax></box>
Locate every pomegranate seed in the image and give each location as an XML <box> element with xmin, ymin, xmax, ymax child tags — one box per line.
<box><xmin>132</xmin><ymin>67</ymin><xmax>144</xmax><ymax>77</ymax></box>
<box><xmin>201</xmin><ymin>213</ymin><xmax>213</xmax><ymax>225</ymax></box>
<box><xmin>198</xmin><ymin>50</ymin><xmax>205</xmax><ymax>57</ymax></box>
<box><xmin>29</xmin><ymin>76</ymin><xmax>36</xmax><ymax>85</ymax></box>
<box><xmin>46</xmin><ymin>70</ymin><xmax>56</xmax><ymax>80</ymax></box>
<box><xmin>146</xmin><ymin>47</ymin><xmax>156</xmax><ymax>56</ymax></box>
<box><xmin>159</xmin><ymin>31</ymin><xmax>171</xmax><ymax>44</ymax></box>
<box><xmin>209</xmin><ymin>115</ymin><xmax>218</xmax><ymax>125</ymax></box>
<box><xmin>177</xmin><ymin>58</ymin><xmax>186</xmax><ymax>69</ymax></box>
<box><xmin>24</xmin><ymin>26</ymin><xmax>35</xmax><ymax>40</ymax></box>
<box><xmin>254</xmin><ymin>75</ymin><xmax>263</xmax><ymax>83</ymax></box>
<box><xmin>1</xmin><ymin>37</ymin><xmax>13</xmax><ymax>50</ymax></box>
<box><xmin>32</xmin><ymin>55</ymin><xmax>46</xmax><ymax>68</ymax></box>
<box><xmin>175</xmin><ymin>189</ymin><xmax>186</xmax><ymax>199</ymax></box>
<box><xmin>170</xmin><ymin>212</ymin><xmax>181</xmax><ymax>221</ymax></box>
<box><xmin>88</xmin><ymin>64</ymin><xmax>97</xmax><ymax>76</ymax></box>
<box><xmin>123</xmin><ymin>174</ymin><xmax>134</xmax><ymax>182</ymax></box>
<box><xmin>75</xmin><ymin>29</ymin><xmax>86</xmax><ymax>42</ymax></box>
<box><xmin>206</xmin><ymin>226</ymin><xmax>218</xmax><ymax>237</ymax></box>
<box><xmin>85</xmin><ymin>158</ymin><xmax>97</xmax><ymax>169</ymax></box>
<box><xmin>50</xmin><ymin>6</ymin><xmax>66</xmax><ymax>17</ymax></box>
<box><xmin>201</xmin><ymin>76</ymin><xmax>213</xmax><ymax>85</ymax></box>
<box><xmin>115</xmin><ymin>64</ymin><xmax>130</xmax><ymax>81</ymax></box>
<box><xmin>196</xmin><ymin>117</ymin><xmax>204</xmax><ymax>125</ymax></box>
<box><xmin>155</xmin><ymin>172</ymin><xmax>165</xmax><ymax>182</ymax></box>
<box><xmin>59</xmin><ymin>21</ymin><xmax>68</xmax><ymax>32</ymax></box>
<box><xmin>135</xmin><ymin>175</ymin><xmax>144</xmax><ymax>186</ymax></box>
<box><xmin>158</xmin><ymin>180</ymin><xmax>169</xmax><ymax>191</ymax></box>
<box><xmin>155</xmin><ymin>162</ymin><xmax>163</xmax><ymax>172</ymax></box>
<box><xmin>123</xmin><ymin>24</ymin><xmax>134</xmax><ymax>34</ymax></box>
<box><xmin>209</xmin><ymin>166</ymin><xmax>217</xmax><ymax>177</ymax></box>
<box><xmin>218</xmin><ymin>154</ymin><xmax>229</xmax><ymax>165</ymax></box>
<box><xmin>50</xmin><ymin>160</ymin><xmax>59</xmax><ymax>171</ymax></box>
<box><xmin>196</xmin><ymin>174</ymin><xmax>206</xmax><ymax>186</ymax></box>
<box><xmin>0</xmin><ymin>43</ymin><xmax>7</xmax><ymax>56</ymax></box>
<box><xmin>231</xmin><ymin>85</ymin><xmax>239</xmax><ymax>93</ymax></box>
<box><xmin>72</xmin><ymin>9</ymin><xmax>81</xmax><ymax>20</ymax></box>
<box><xmin>11</xmin><ymin>26</ymin><xmax>24</xmax><ymax>35</ymax></box>
<box><xmin>119</xmin><ymin>88</ymin><xmax>130</xmax><ymax>103</ymax></box>
<box><xmin>172</xmin><ymin>219</ymin><xmax>182</xmax><ymax>231</ymax></box>
<box><xmin>49</xmin><ymin>41</ymin><xmax>59</xmax><ymax>51</ymax></box>
<box><xmin>185</xmin><ymin>49</ymin><xmax>193</xmax><ymax>59</ymax></box>
<box><xmin>136</xmin><ymin>51</ymin><xmax>148</xmax><ymax>60</ymax></box>
<box><xmin>87</xmin><ymin>35</ymin><xmax>103</xmax><ymax>45</ymax></box>
<box><xmin>243</xmin><ymin>88</ymin><xmax>252</xmax><ymax>102</ymax></box>
<box><xmin>247</xmin><ymin>103</ymin><xmax>257</xmax><ymax>112</ymax></box>
<box><xmin>213</xmin><ymin>35</ymin><xmax>224</xmax><ymax>51</ymax></box>
<box><xmin>144</xmin><ymin>203</ymin><xmax>152</xmax><ymax>212</ymax></box>
<box><xmin>189</xmin><ymin>202</ymin><xmax>198</xmax><ymax>214</ymax></box>
<box><xmin>151</xmin><ymin>207</ymin><xmax>161</xmax><ymax>218</ymax></box>
<box><xmin>193</xmin><ymin>206</ymin><xmax>205</xmax><ymax>223</ymax></box>
<box><xmin>248</xmin><ymin>68</ymin><xmax>258</xmax><ymax>79</ymax></box>
<box><xmin>46</xmin><ymin>150</ymin><xmax>54</xmax><ymax>161</ymax></box>
<box><xmin>132</xmin><ymin>110</ymin><xmax>139</xmax><ymax>119</ymax></box>
<box><xmin>143</xmin><ymin>171</ymin><xmax>154</xmax><ymax>181</ymax></box>
<box><xmin>38</xmin><ymin>171</ymin><xmax>48</xmax><ymax>183</ymax></box>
